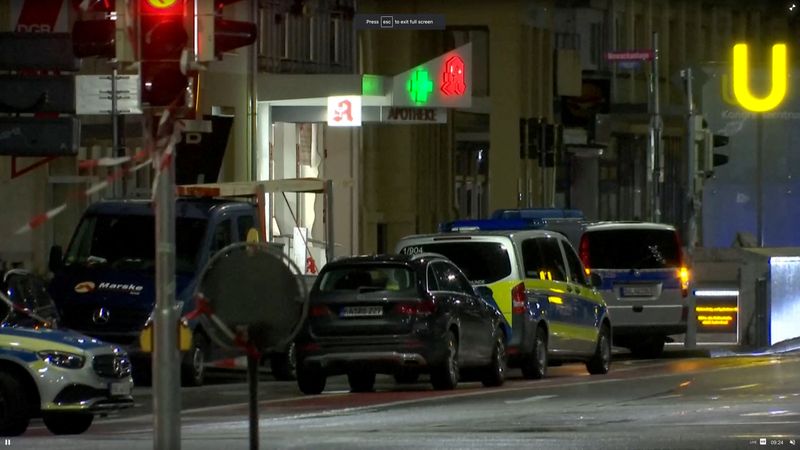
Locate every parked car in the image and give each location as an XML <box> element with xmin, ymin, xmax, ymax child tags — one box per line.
<box><xmin>295</xmin><ymin>254</ymin><xmax>509</xmax><ymax>394</ymax></box>
<box><xmin>579</xmin><ymin>222</ymin><xmax>690</xmax><ymax>358</ymax></box>
<box><xmin>0</xmin><ymin>270</ymin><xmax>133</xmax><ymax>436</ymax></box>
<box><xmin>397</xmin><ymin>223</ymin><xmax>612</xmax><ymax>379</ymax></box>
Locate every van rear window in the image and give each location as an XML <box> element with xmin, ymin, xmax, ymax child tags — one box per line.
<box><xmin>584</xmin><ymin>229</ymin><xmax>680</xmax><ymax>269</ymax></box>
<box><xmin>399</xmin><ymin>242</ymin><xmax>511</xmax><ymax>284</ymax></box>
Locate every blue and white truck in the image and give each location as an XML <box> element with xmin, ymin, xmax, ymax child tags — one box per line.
<box><xmin>48</xmin><ymin>179</ymin><xmax>332</xmax><ymax>385</ymax></box>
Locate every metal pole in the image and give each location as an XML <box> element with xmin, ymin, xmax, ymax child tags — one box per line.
<box><xmin>152</xmin><ymin>111</ymin><xmax>180</xmax><ymax>450</ymax></box>
<box><xmin>651</xmin><ymin>32</ymin><xmax>663</xmax><ymax>223</ymax></box>
<box><xmin>247</xmin><ymin>352</ymin><xmax>259</xmax><ymax>450</ymax></box>
<box><xmin>756</xmin><ymin>115</ymin><xmax>764</xmax><ymax>247</ymax></box>
<box><xmin>684</xmin><ymin>68</ymin><xmax>698</xmax><ymax>250</ymax></box>
<box><xmin>682</xmin><ymin>67</ymin><xmax>698</xmax><ymax>349</ymax></box>
<box><xmin>325</xmin><ymin>179</ymin><xmax>334</xmax><ymax>264</ymax></box>
<box><xmin>111</xmin><ymin>67</ymin><xmax>119</xmax><ymax>197</ymax></box>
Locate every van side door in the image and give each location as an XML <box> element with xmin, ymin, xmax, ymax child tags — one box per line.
<box><xmin>521</xmin><ymin>237</ymin><xmax>575</xmax><ymax>355</ymax></box>
<box><xmin>560</xmin><ymin>238</ymin><xmax>602</xmax><ymax>354</ymax></box>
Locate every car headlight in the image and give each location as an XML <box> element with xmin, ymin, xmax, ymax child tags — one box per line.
<box><xmin>37</xmin><ymin>351</ymin><xmax>85</xmax><ymax>369</ymax></box>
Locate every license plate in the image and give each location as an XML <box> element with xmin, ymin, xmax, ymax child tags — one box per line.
<box><xmin>109</xmin><ymin>382</ymin><xmax>131</xmax><ymax>397</ymax></box>
<box><xmin>622</xmin><ymin>285</ymin><xmax>657</xmax><ymax>297</ymax></box>
<box><xmin>340</xmin><ymin>306</ymin><xmax>383</xmax><ymax>317</ymax></box>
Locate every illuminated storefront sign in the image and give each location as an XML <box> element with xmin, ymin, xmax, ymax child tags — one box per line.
<box><xmin>326</xmin><ymin>96</ymin><xmax>362</xmax><ymax>127</ymax></box>
<box><xmin>440</xmin><ymin>55</ymin><xmax>466</xmax><ymax>96</ymax></box>
<box><xmin>731</xmin><ymin>43</ymin><xmax>788</xmax><ymax>112</ymax></box>
<box><xmin>392</xmin><ymin>43</ymin><xmax>472</xmax><ymax>108</ymax></box>
<box><xmin>407</xmin><ymin>68</ymin><xmax>434</xmax><ymax>104</ymax></box>
<box><xmin>695</xmin><ymin>289</ymin><xmax>738</xmax><ymax>333</ymax></box>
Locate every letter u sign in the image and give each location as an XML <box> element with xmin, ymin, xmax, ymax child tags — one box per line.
<box><xmin>732</xmin><ymin>43</ymin><xmax>788</xmax><ymax>112</ymax></box>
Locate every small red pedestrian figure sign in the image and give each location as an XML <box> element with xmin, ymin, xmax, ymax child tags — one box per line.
<box><xmin>327</xmin><ymin>96</ymin><xmax>362</xmax><ymax>126</ymax></box>
<box><xmin>440</xmin><ymin>55</ymin><xmax>466</xmax><ymax>96</ymax></box>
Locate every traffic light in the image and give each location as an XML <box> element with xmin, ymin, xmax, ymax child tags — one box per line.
<box><xmin>139</xmin><ymin>0</ymin><xmax>189</xmax><ymax>107</ymax></box>
<box><xmin>694</xmin><ymin>116</ymin><xmax>730</xmax><ymax>177</ymax></box>
<box><xmin>195</xmin><ymin>0</ymin><xmax>258</xmax><ymax>62</ymax></box>
<box><xmin>72</xmin><ymin>0</ymin><xmax>136</xmax><ymax>61</ymax></box>
<box><xmin>711</xmin><ymin>134</ymin><xmax>730</xmax><ymax>167</ymax></box>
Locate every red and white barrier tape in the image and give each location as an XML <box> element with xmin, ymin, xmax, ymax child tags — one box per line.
<box><xmin>15</xmin><ymin>107</ymin><xmax>182</xmax><ymax>235</ymax></box>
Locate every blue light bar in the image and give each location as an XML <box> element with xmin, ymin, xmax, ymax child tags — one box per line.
<box><xmin>439</xmin><ymin>218</ymin><xmax>546</xmax><ymax>232</ymax></box>
<box><xmin>491</xmin><ymin>208</ymin><xmax>584</xmax><ymax>220</ymax></box>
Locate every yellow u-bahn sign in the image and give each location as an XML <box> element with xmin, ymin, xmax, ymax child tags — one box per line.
<box><xmin>731</xmin><ymin>43</ymin><xmax>788</xmax><ymax>112</ymax></box>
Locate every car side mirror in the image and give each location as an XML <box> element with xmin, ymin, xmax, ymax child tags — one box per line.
<box><xmin>590</xmin><ymin>272</ymin><xmax>603</xmax><ymax>288</ymax></box>
<box><xmin>48</xmin><ymin>245</ymin><xmax>63</xmax><ymax>273</ymax></box>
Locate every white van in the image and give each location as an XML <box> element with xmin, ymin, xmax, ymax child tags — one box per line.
<box><xmin>579</xmin><ymin>222</ymin><xmax>689</xmax><ymax>358</ymax></box>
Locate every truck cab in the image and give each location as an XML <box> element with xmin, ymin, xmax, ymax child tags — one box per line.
<box><xmin>48</xmin><ymin>198</ymin><xmax>258</xmax><ymax>386</ymax></box>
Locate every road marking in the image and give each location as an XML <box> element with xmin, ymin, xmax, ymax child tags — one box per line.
<box><xmin>504</xmin><ymin>394</ymin><xmax>557</xmax><ymax>404</ymax></box>
<box><xmin>653</xmin><ymin>394</ymin><xmax>682</xmax><ymax>399</ymax></box>
<box><xmin>741</xmin><ymin>410</ymin><xmax>800</xmax><ymax>417</ymax></box>
<box><xmin>720</xmin><ymin>383</ymin><xmax>760</xmax><ymax>391</ymax></box>
<box><xmin>80</xmin><ymin>357</ymin><xmax>792</xmax><ymax>430</ymax></box>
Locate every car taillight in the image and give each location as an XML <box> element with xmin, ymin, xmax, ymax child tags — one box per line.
<box><xmin>678</xmin><ymin>266</ymin><xmax>690</xmax><ymax>298</ymax></box>
<box><xmin>674</xmin><ymin>232</ymin><xmax>690</xmax><ymax>298</ymax></box>
<box><xmin>393</xmin><ymin>299</ymin><xmax>436</xmax><ymax>316</ymax></box>
<box><xmin>393</xmin><ymin>303</ymin><xmax>417</xmax><ymax>315</ymax></box>
<box><xmin>309</xmin><ymin>305</ymin><xmax>331</xmax><ymax>317</ymax></box>
<box><xmin>512</xmin><ymin>282</ymin><xmax>526</xmax><ymax>314</ymax></box>
<box><xmin>417</xmin><ymin>298</ymin><xmax>436</xmax><ymax>316</ymax></box>
<box><xmin>579</xmin><ymin>234</ymin><xmax>591</xmax><ymax>275</ymax></box>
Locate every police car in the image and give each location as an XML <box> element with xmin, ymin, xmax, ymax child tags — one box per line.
<box><xmin>579</xmin><ymin>222</ymin><xmax>689</xmax><ymax>358</ymax></box>
<box><xmin>396</xmin><ymin>212</ymin><xmax>612</xmax><ymax>379</ymax></box>
<box><xmin>0</xmin><ymin>270</ymin><xmax>133</xmax><ymax>436</ymax></box>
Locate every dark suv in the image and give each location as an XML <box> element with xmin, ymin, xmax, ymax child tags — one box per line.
<box><xmin>295</xmin><ymin>254</ymin><xmax>509</xmax><ymax>394</ymax></box>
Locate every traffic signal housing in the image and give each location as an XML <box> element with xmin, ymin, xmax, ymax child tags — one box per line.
<box><xmin>72</xmin><ymin>0</ymin><xmax>136</xmax><ymax>61</ymax></box>
<box><xmin>196</xmin><ymin>0</ymin><xmax>258</xmax><ymax>62</ymax></box>
<box><xmin>693</xmin><ymin>116</ymin><xmax>730</xmax><ymax>178</ymax></box>
<box><xmin>139</xmin><ymin>0</ymin><xmax>189</xmax><ymax>107</ymax></box>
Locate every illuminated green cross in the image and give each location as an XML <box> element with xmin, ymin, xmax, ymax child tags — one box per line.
<box><xmin>406</xmin><ymin>68</ymin><xmax>433</xmax><ymax>104</ymax></box>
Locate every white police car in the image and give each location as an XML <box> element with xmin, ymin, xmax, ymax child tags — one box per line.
<box><xmin>0</xmin><ymin>269</ymin><xmax>133</xmax><ymax>436</ymax></box>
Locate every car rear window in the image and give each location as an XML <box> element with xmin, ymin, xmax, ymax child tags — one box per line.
<box><xmin>584</xmin><ymin>229</ymin><xmax>681</xmax><ymax>269</ymax></box>
<box><xmin>318</xmin><ymin>265</ymin><xmax>415</xmax><ymax>293</ymax></box>
<box><xmin>398</xmin><ymin>242</ymin><xmax>511</xmax><ymax>284</ymax></box>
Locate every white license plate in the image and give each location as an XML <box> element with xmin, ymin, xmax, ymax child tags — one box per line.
<box><xmin>340</xmin><ymin>306</ymin><xmax>383</xmax><ymax>317</ymax></box>
<box><xmin>109</xmin><ymin>382</ymin><xmax>131</xmax><ymax>397</ymax></box>
<box><xmin>622</xmin><ymin>285</ymin><xmax>657</xmax><ymax>297</ymax></box>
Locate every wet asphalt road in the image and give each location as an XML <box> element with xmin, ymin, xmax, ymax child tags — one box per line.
<box><xmin>8</xmin><ymin>351</ymin><xmax>800</xmax><ymax>449</ymax></box>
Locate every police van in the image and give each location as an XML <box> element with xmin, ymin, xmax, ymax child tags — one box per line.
<box><xmin>578</xmin><ymin>222</ymin><xmax>689</xmax><ymax>358</ymax></box>
<box><xmin>396</xmin><ymin>213</ymin><xmax>611</xmax><ymax>379</ymax></box>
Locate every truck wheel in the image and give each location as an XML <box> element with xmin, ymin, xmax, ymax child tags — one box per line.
<box><xmin>431</xmin><ymin>330</ymin><xmax>459</xmax><ymax>390</ymax></box>
<box><xmin>347</xmin><ymin>372</ymin><xmax>376</xmax><ymax>393</ymax></box>
<box><xmin>521</xmin><ymin>327</ymin><xmax>548</xmax><ymax>380</ymax></box>
<box><xmin>270</xmin><ymin>342</ymin><xmax>297</xmax><ymax>381</ymax></box>
<box><xmin>42</xmin><ymin>412</ymin><xmax>93</xmax><ymax>435</ymax></box>
<box><xmin>0</xmin><ymin>372</ymin><xmax>30</xmax><ymax>436</ymax></box>
<box><xmin>586</xmin><ymin>325</ymin><xmax>612</xmax><ymax>375</ymax></box>
<box><xmin>297</xmin><ymin>368</ymin><xmax>326</xmax><ymax>395</ymax></box>
<box><xmin>181</xmin><ymin>332</ymin><xmax>208</xmax><ymax>387</ymax></box>
<box><xmin>481</xmin><ymin>330</ymin><xmax>507</xmax><ymax>387</ymax></box>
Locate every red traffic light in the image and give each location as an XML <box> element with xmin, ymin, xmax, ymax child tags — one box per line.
<box><xmin>139</xmin><ymin>0</ymin><xmax>189</xmax><ymax>108</ymax></box>
<box><xmin>140</xmin><ymin>15</ymin><xmax>188</xmax><ymax>60</ymax></box>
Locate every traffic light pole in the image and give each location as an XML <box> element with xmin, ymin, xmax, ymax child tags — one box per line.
<box><xmin>150</xmin><ymin>110</ymin><xmax>181</xmax><ymax>450</ymax></box>
<box><xmin>682</xmin><ymin>67</ymin><xmax>697</xmax><ymax>349</ymax></box>
<box><xmin>650</xmin><ymin>32</ymin><xmax>664</xmax><ymax>223</ymax></box>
